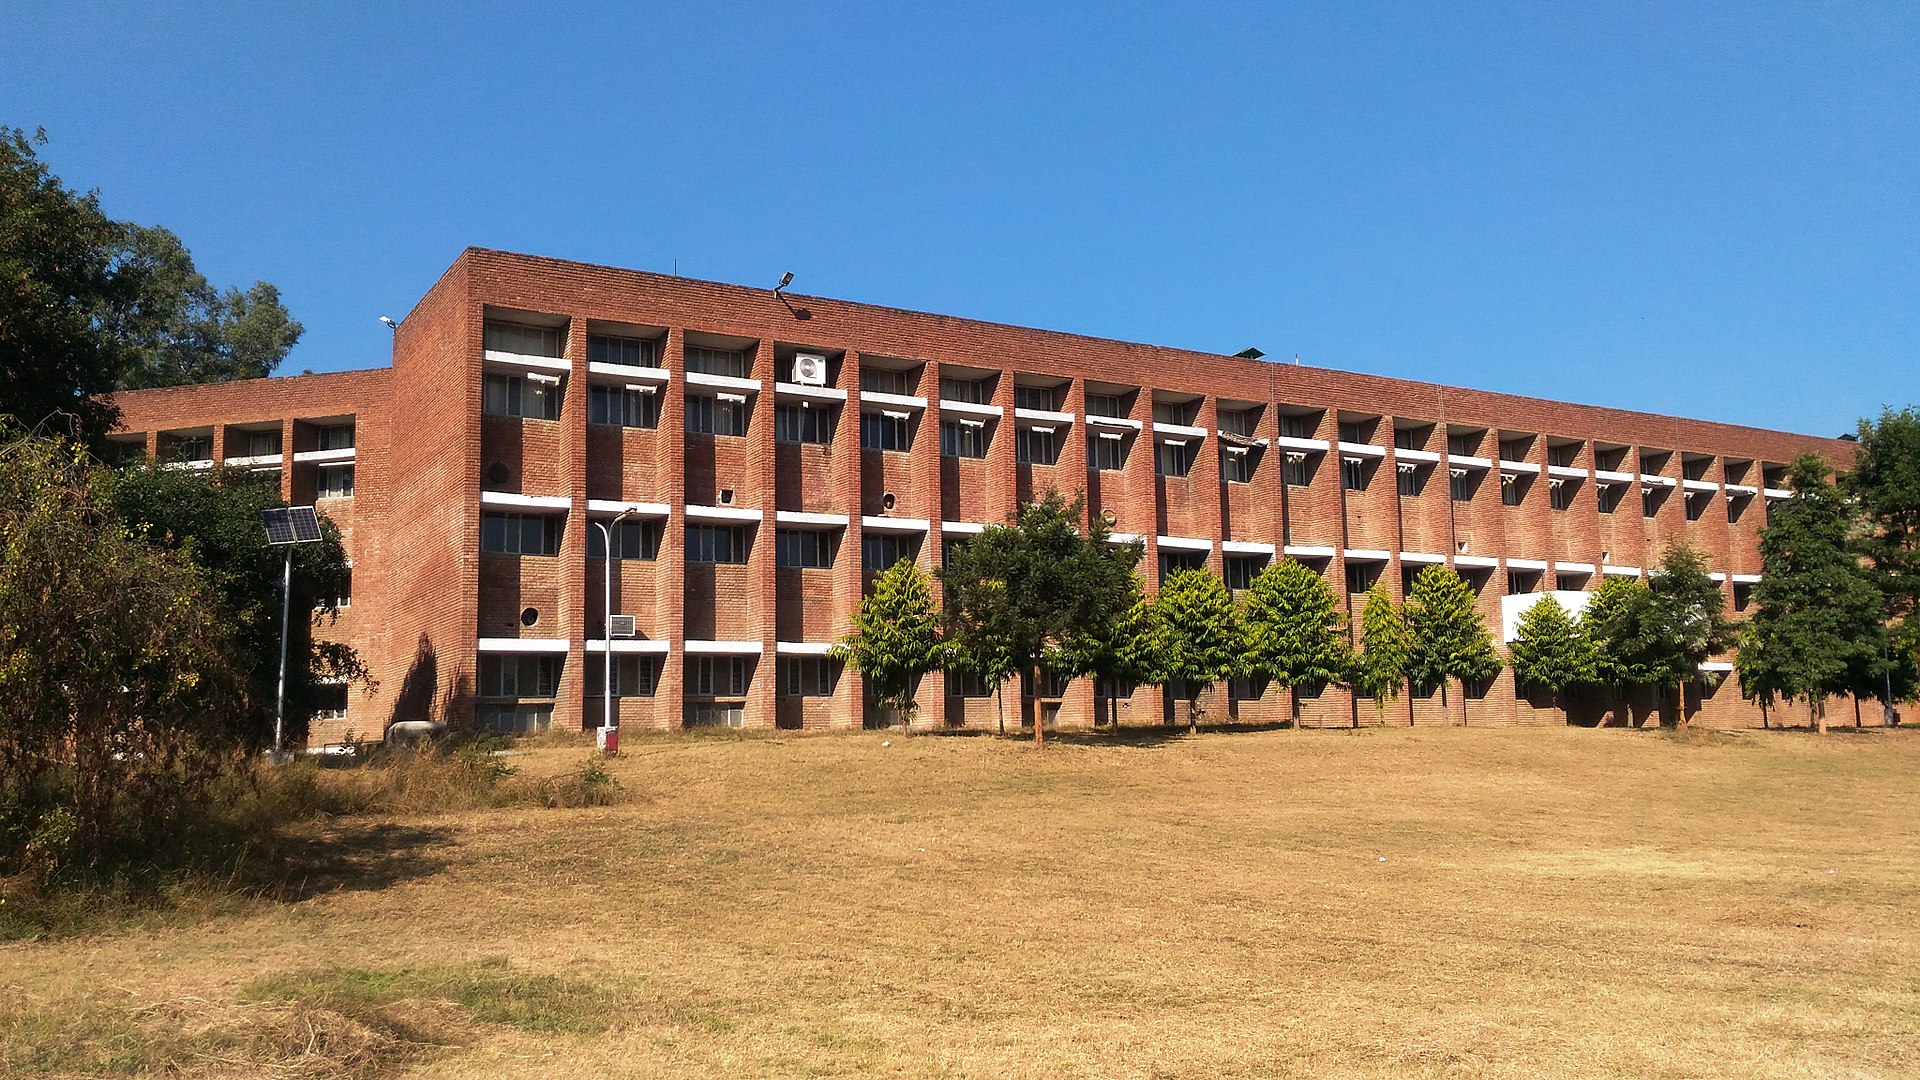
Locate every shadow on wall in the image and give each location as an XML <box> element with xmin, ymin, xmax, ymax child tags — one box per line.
<box><xmin>389</xmin><ymin>634</ymin><xmax>438</xmax><ymax>728</ymax></box>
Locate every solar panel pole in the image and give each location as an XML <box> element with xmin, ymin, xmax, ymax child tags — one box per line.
<box><xmin>275</xmin><ymin>547</ymin><xmax>292</xmax><ymax>757</ymax></box>
<box><xmin>593</xmin><ymin>507</ymin><xmax>638</xmax><ymax>755</ymax></box>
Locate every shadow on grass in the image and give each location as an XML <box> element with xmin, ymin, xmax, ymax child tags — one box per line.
<box><xmin>239</xmin><ymin>821</ymin><xmax>460</xmax><ymax>904</ymax></box>
<box><xmin>913</xmin><ymin>721</ymin><xmax>1301</xmax><ymax>748</ymax></box>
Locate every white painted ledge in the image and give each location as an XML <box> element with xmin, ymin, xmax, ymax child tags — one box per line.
<box><xmin>477</xmin><ymin>637</ymin><xmax>570</xmax><ymax>654</ymax></box>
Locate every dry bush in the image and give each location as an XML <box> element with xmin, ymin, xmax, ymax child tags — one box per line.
<box><xmin>244</xmin><ymin>745</ymin><xmax>630</xmax><ymax>821</ymax></box>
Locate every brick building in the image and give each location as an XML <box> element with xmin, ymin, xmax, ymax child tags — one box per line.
<box><xmin>111</xmin><ymin>248</ymin><xmax>1853</xmax><ymax>742</ymax></box>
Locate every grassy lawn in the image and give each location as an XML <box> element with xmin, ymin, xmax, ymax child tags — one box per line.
<box><xmin>3</xmin><ymin>725</ymin><xmax>1917</xmax><ymax>1077</ymax></box>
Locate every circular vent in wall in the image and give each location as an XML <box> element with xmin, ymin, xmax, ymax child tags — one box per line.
<box><xmin>881</xmin><ymin>492</ymin><xmax>897</xmax><ymax>512</ymax></box>
<box><xmin>485</xmin><ymin>461</ymin><xmax>511</xmax><ymax>485</ymax></box>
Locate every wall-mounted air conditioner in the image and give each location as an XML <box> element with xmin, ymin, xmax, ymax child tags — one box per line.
<box><xmin>609</xmin><ymin>615</ymin><xmax>638</xmax><ymax>639</ymax></box>
<box><xmin>793</xmin><ymin>353</ymin><xmax>828</xmax><ymax>386</ymax></box>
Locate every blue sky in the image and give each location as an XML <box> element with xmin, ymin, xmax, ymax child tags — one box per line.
<box><xmin>7</xmin><ymin>2</ymin><xmax>1915</xmax><ymax>437</ymax></box>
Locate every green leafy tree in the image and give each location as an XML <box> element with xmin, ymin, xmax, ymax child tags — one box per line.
<box><xmin>940</xmin><ymin>490</ymin><xmax>1142</xmax><ymax>745</ymax></box>
<box><xmin>1242</xmin><ymin>558</ymin><xmax>1353</xmax><ymax>726</ymax></box>
<box><xmin>0</xmin><ymin>433</ymin><xmax>246</xmax><ymax>874</ymax></box>
<box><xmin>1149</xmin><ymin>568</ymin><xmax>1244</xmax><ymax>733</ymax></box>
<box><xmin>1351</xmin><ymin>585</ymin><xmax>1411</xmax><ymax>724</ymax></box>
<box><xmin>832</xmin><ymin>558</ymin><xmax>942</xmax><ymax>729</ymax></box>
<box><xmin>1508</xmin><ymin>594</ymin><xmax>1597</xmax><ymax>704</ymax></box>
<box><xmin>1846</xmin><ymin>406</ymin><xmax>1920</xmax><ymax>706</ymax></box>
<box><xmin>1069</xmin><ymin>578</ymin><xmax>1161</xmax><ymax>729</ymax></box>
<box><xmin>105</xmin><ymin>461</ymin><xmax>361</xmax><ymax>746</ymax></box>
<box><xmin>0</xmin><ymin>127</ymin><xmax>302</xmax><ymax>440</ymax></box>
<box><xmin>1584</xmin><ymin>576</ymin><xmax>1658</xmax><ymax>691</ymax></box>
<box><xmin>1642</xmin><ymin>544</ymin><xmax>1737</xmax><ymax>726</ymax></box>
<box><xmin>1405</xmin><ymin>566</ymin><xmax>1503</xmax><ymax>724</ymax></box>
<box><xmin>1739</xmin><ymin>455</ymin><xmax>1889</xmax><ymax>733</ymax></box>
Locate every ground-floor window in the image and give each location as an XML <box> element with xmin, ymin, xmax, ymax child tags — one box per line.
<box><xmin>585</xmin><ymin>655</ymin><xmax>661</xmax><ymax>697</ymax></box>
<box><xmin>684</xmin><ymin>703</ymin><xmax>745</xmax><ymax>729</ymax></box>
<box><xmin>479</xmin><ymin>704</ymin><xmax>553</xmax><ymax>734</ymax></box>
<box><xmin>780</xmin><ymin>657</ymin><xmax>834</xmax><ymax>697</ymax></box>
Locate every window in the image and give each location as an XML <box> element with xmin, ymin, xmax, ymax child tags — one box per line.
<box><xmin>1221</xmin><ymin>448</ymin><xmax>1255</xmax><ymax>483</ymax></box>
<box><xmin>1394</xmin><ymin>427</ymin><xmax>1425</xmax><ymax>451</ymax></box>
<box><xmin>948</xmin><ymin>670</ymin><xmax>992</xmax><ymax>698</ymax></box>
<box><xmin>586</xmin><ymin>655</ymin><xmax>661</xmax><ymax>697</ymax></box>
<box><xmin>685</xmin><ymin>394</ymin><xmax>748</xmax><ymax>436</ymax></box>
<box><xmin>589</xmin><ymin>384</ymin><xmax>659</xmax><ymax>428</ymax></box>
<box><xmin>483</xmin><ymin>512</ymin><xmax>563</xmax><ymax>556</ymax></box>
<box><xmin>316</xmin><ymin>424</ymin><xmax>355</xmax><ymax>451</ymax></box>
<box><xmin>1279</xmin><ymin>412</ymin><xmax>1317</xmax><ymax>439</ymax></box>
<box><xmin>1555</xmin><ymin>573</ymin><xmax>1587</xmax><ymax>592</ymax></box>
<box><xmin>777</xmin><ymin>529</ymin><xmax>836</xmax><ymax>569</ymax></box>
<box><xmin>1642</xmin><ymin>487</ymin><xmax>1660</xmax><ymax>518</ymax></box>
<box><xmin>1090</xmin><ymin>434</ymin><xmax>1126</xmax><ymax>471</ymax></box>
<box><xmin>941</xmin><ymin>419</ymin><xmax>988</xmax><ymax>459</ymax></box>
<box><xmin>1086</xmin><ymin>393</ymin><xmax>1127</xmax><ymax>419</ymax></box>
<box><xmin>776</xmin><ymin>404</ymin><xmax>834</xmax><ymax>444</ymax></box>
<box><xmin>1016</xmin><ymin>426</ymin><xmax>1058</xmax><ymax>465</ymax></box>
<box><xmin>484</xmin><ymin>373</ymin><xmax>563</xmax><ymax>419</ymax></box>
<box><xmin>171</xmin><ymin>434</ymin><xmax>213</xmax><ymax>461</ymax></box>
<box><xmin>689</xmin><ymin>656</ymin><xmax>751</xmax><ymax>697</ymax></box>
<box><xmin>1219</xmin><ymin>408</ymin><xmax>1258</xmax><ymax>438</ymax></box>
<box><xmin>860</xmin><ymin>367</ymin><xmax>913</xmax><ymax>396</ymax></box>
<box><xmin>1338</xmin><ymin>420</ymin><xmax>1369</xmax><ymax>444</ymax></box>
<box><xmin>1015</xmin><ymin>384</ymin><xmax>1060</xmax><ymax>411</ymax></box>
<box><xmin>480</xmin><ymin>704</ymin><xmax>552</xmax><ymax>734</ymax></box>
<box><xmin>1156</xmin><ymin>441</ymin><xmax>1195</xmax><ymax>478</ymax></box>
<box><xmin>687</xmin><ymin>525</ymin><xmax>749</xmax><ymax>564</ymax></box>
<box><xmin>781</xmin><ymin>657</ymin><xmax>833</xmax><ymax>697</ymax></box>
<box><xmin>1229</xmin><ymin>674</ymin><xmax>1268</xmax><ymax>702</ymax></box>
<box><xmin>588</xmin><ymin>519</ymin><xmax>662</xmax><ymax>560</ymax></box>
<box><xmin>1733</xmin><ymin>582</ymin><xmax>1752</xmax><ymax>612</ymax></box>
<box><xmin>1550</xmin><ymin>480</ymin><xmax>1572</xmax><ymax>511</ymax></box>
<box><xmin>1342</xmin><ymin>457</ymin><xmax>1368</xmax><ymax>491</ymax></box>
<box><xmin>321</xmin><ymin>566</ymin><xmax>352</xmax><ymax>609</ymax></box>
<box><xmin>1153</xmin><ymin>399</ymin><xmax>1199</xmax><ymax>426</ymax></box>
<box><xmin>1224</xmin><ymin>555</ymin><xmax>1266</xmax><ymax>591</ymax></box>
<box><xmin>1598</xmin><ymin>484</ymin><xmax>1623</xmax><ymax>514</ymax></box>
<box><xmin>1508</xmin><ymin>570</ymin><xmax>1538</xmax><ymax>595</ymax></box>
<box><xmin>941</xmin><ymin>536</ymin><xmax>970</xmax><ymax>569</ymax></box>
<box><xmin>861</xmin><ymin>411</ymin><xmax>911</xmax><ymax>452</ymax></box>
<box><xmin>1685</xmin><ymin>493</ymin><xmax>1707</xmax><ymax>521</ymax></box>
<box><xmin>1502</xmin><ymin>477</ymin><xmax>1522</xmax><ymax>506</ymax></box>
<box><xmin>588</xmin><ymin>333</ymin><xmax>657</xmax><ymax>367</ymax></box>
<box><xmin>316</xmin><ymin>464</ymin><xmax>355</xmax><ymax>499</ymax></box>
<box><xmin>1345</xmin><ymin>562</ymin><xmax>1379</xmax><ymax>594</ymax></box>
<box><xmin>1284</xmin><ymin>454</ymin><xmax>1312</xmax><ymax>487</ymax></box>
<box><xmin>940</xmin><ymin>377</ymin><xmax>991</xmax><ymax>404</ymax></box>
<box><xmin>1024</xmin><ymin>669</ymin><xmax>1071</xmax><ymax>698</ymax></box>
<box><xmin>863</xmin><ymin>533</ymin><xmax>917</xmax><ymax>572</ymax></box>
<box><xmin>1448</xmin><ymin>432</ymin><xmax>1480</xmax><ymax>457</ymax></box>
<box><xmin>243</xmin><ymin>430</ymin><xmax>281</xmax><ymax>457</ymax></box>
<box><xmin>1095</xmin><ymin>676</ymin><xmax>1135</xmax><ymax>701</ymax></box>
<box><xmin>684</xmin><ymin>345</ymin><xmax>751</xmax><ymax>378</ymax></box>
<box><xmin>484</xmin><ymin>320</ymin><xmax>563</xmax><ymax>357</ymax></box>
<box><xmin>1499</xmin><ymin>439</ymin><xmax>1530</xmax><ymax>463</ymax></box>
<box><xmin>478</xmin><ymin>655</ymin><xmax>558</xmax><ymax>698</ymax></box>
<box><xmin>684</xmin><ymin>703</ymin><xmax>744</xmax><ymax>728</ymax></box>
<box><xmin>1159</xmin><ymin>550</ymin><xmax>1205</xmax><ymax>578</ymax></box>
<box><xmin>1548</xmin><ymin>443</ymin><xmax>1580</xmax><ymax>468</ymax></box>
<box><xmin>312</xmin><ymin>683</ymin><xmax>349</xmax><ymax>720</ymax></box>
<box><xmin>1398</xmin><ymin>465</ymin><xmax>1424</xmax><ymax>497</ymax></box>
<box><xmin>1450</xmin><ymin>471</ymin><xmax>1472</xmax><ymax>502</ymax></box>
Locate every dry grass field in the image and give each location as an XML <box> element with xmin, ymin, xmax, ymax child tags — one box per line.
<box><xmin>3</xmin><ymin>724</ymin><xmax>1918</xmax><ymax>1078</ymax></box>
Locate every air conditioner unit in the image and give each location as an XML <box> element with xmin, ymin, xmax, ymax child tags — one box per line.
<box><xmin>793</xmin><ymin>353</ymin><xmax>828</xmax><ymax>386</ymax></box>
<box><xmin>608</xmin><ymin>614</ymin><xmax>638</xmax><ymax>639</ymax></box>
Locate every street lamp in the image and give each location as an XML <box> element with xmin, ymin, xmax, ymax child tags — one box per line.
<box><xmin>591</xmin><ymin>506</ymin><xmax>639</xmax><ymax>753</ymax></box>
<box><xmin>260</xmin><ymin>506</ymin><xmax>324</xmax><ymax>758</ymax></box>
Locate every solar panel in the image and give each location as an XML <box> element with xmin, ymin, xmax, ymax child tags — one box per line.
<box><xmin>261</xmin><ymin>506</ymin><xmax>324</xmax><ymax>545</ymax></box>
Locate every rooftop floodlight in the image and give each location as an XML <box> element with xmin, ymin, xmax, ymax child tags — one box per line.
<box><xmin>1234</xmin><ymin>347</ymin><xmax>1265</xmax><ymax>360</ymax></box>
<box><xmin>775</xmin><ymin>271</ymin><xmax>795</xmax><ymax>291</ymax></box>
<box><xmin>774</xmin><ymin>271</ymin><xmax>811</xmax><ymax>321</ymax></box>
<box><xmin>379</xmin><ymin>315</ymin><xmax>398</xmax><ymax>331</ymax></box>
<box><xmin>261</xmin><ymin>506</ymin><xmax>324</xmax><ymax>757</ymax></box>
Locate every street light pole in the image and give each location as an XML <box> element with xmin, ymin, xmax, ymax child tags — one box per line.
<box><xmin>275</xmin><ymin>547</ymin><xmax>292</xmax><ymax>756</ymax></box>
<box><xmin>591</xmin><ymin>507</ymin><xmax>638</xmax><ymax>752</ymax></box>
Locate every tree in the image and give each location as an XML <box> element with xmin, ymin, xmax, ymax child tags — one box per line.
<box><xmin>0</xmin><ymin>433</ymin><xmax>245</xmax><ymax>874</ymax></box>
<box><xmin>940</xmin><ymin>491</ymin><xmax>1143</xmax><ymax>746</ymax></box>
<box><xmin>1508</xmin><ymin>594</ymin><xmax>1597</xmax><ymax>706</ymax></box>
<box><xmin>1069</xmin><ymin>578</ymin><xmax>1160</xmax><ymax>729</ymax></box>
<box><xmin>1584</xmin><ymin>576</ymin><xmax>1658</xmax><ymax>693</ymax></box>
<box><xmin>1642</xmin><ymin>544</ymin><xmax>1736</xmax><ymax>727</ymax></box>
<box><xmin>1405</xmin><ymin>566</ymin><xmax>1502</xmax><ymax>724</ymax></box>
<box><xmin>1242</xmin><ymin>558</ymin><xmax>1353</xmax><ymax>726</ymax></box>
<box><xmin>1149</xmin><ymin>568</ymin><xmax>1244</xmax><ymax>733</ymax></box>
<box><xmin>1351</xmin><ymin>585</ymin><xmax>1411</xmax><ymax>724</ymax></box>
<box><xmin>105</xmin><ymin>461</ymin><xmax>362</xmax><ymax>747</ymax></box>
<box><xmin>0</xmin><ymin>127</ymin><xmax>302</xmax><ymax>440</ymax></box>
<box><xmin>1739</xmin><ymin>455</ymin><xmax>1888</xmax><ymax>733</ymax></box>
<box><xmin>832</xmin><ymin>558</ymin><xmax>942</xmax><ymax>730</ymax></box>
<box><xmin>1847</xmin><ymin>407</ymin><xmax>1920</xmax><ymax>706</ymax></box>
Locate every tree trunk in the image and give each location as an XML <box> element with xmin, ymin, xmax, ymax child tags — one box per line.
<box><xmin>1816</xmin><ymin>698</ymin><xmax>1828</xmax><ymax>736</ymax></box>
<box><xmin>1188</xmin><ymin>691</ymin><xmax>1199</xmax><ymax>735</ymax></box>
<box><xmin>1032</xmin><ymin>666</ymin><xmax>1044</xmax><ymax>747</ymax></box>
<box><xmin>1854</xmin><ymin>696</ymin><xmax>1862</xmax><ymax>728</ymax></box>
<box><xmin>1441</xmin><ymin>679</ymin><xmax>1452</xmax><ymax>726</ymax></box>
<box><xmin>1676</xmin><ymin>679</ymin><xmax>1688</xmax><ymax>729</ymax></box>
<box><xmin>995</xmin><ymin>684</ymin><xmax>1005</xmax><ymax>737</ymax></box>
